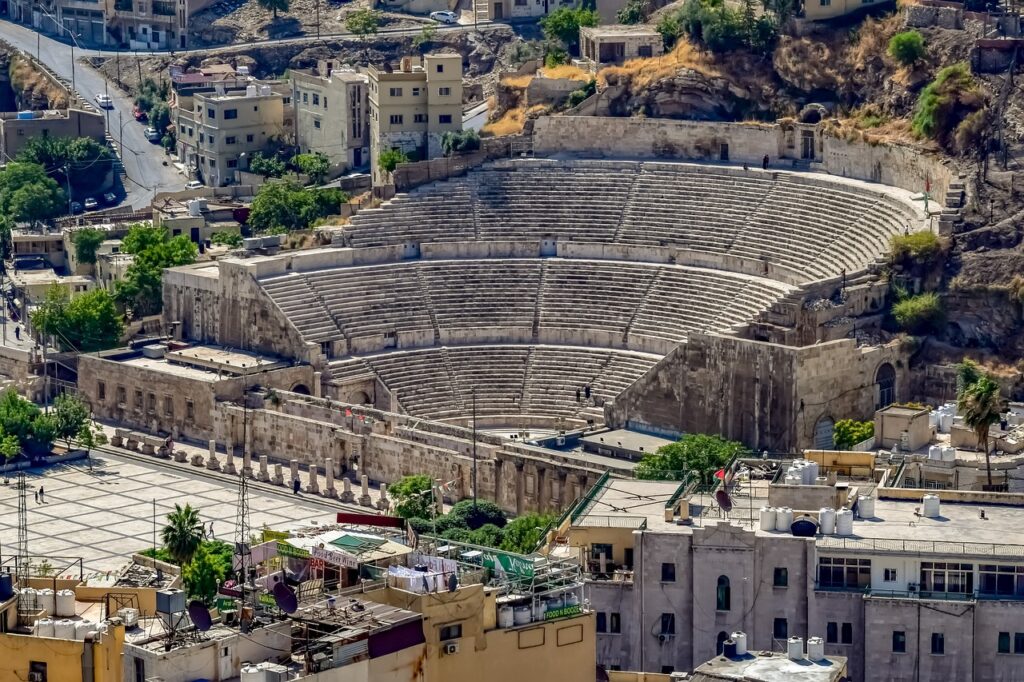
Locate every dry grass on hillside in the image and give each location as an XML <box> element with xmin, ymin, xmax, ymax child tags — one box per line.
<box><xmin>598</xmin><ymin>40</ymin><xmax>718</xmax><ymax>89</ymax></box>
<box><xmin>501</xmin><ymin>74</ymin><xmax>534</xmax><ymax>88</ymax></box>
<box><xmin>483</xmin><ymin>106</ymin><xmax>526</xmax><ymax>136</ymax></box>
<box><xmin>10</xmin><ymin>55</ymin><xmax>68</xmax><ymax>109</ymax></box>
<box><xmin>541</xmin><ymin>64</ymin><xmax>591</xmax><ymax>81</ymax></box>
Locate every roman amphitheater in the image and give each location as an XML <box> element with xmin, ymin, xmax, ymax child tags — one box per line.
<box><xmin>79</xmin><ymin>116</ymin><xmax>959</xmax><ymax>514</ymax></box>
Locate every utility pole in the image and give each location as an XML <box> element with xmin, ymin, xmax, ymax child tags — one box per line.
<box><xmin>316</xmin><ymin>0</ymin><xmax>320</xmax><ymax>39</ymax></box>
<box><xmin>152</xmin><ymin>498</ymin><xmax>156</xmax><ymax>554</ymax></box>
<box><xmin>70</xmin><ymin>41</ymin><xmax>76</xmax><ymax>97</ymax></box>
<box><xmin>63</xmin><ymin>164</ymin><xmax>72</xmax><ymax>215</ymax></box>
<box><xmin>472</xmin><ymin>387</ymin><xmax>477</xmax><ymax>509</ymax></box>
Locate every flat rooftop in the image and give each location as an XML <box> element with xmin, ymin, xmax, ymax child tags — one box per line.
<box><xmin>573</xmin><ymin>478</ymin><xmax>683</xmax><ymax>530</ymax></box>
<box><xmin>580</xmin><ymin>24</ymin><xmax>661</xmax><ymax>37</ymax></box>
<box><xmin>581</xmin><ymin>429</ymin><xmax>674</xmax><ymax>456</ymax></box>
<box><xmin>166</xmin><ymin>345</ymin><xmax>290</xmax><ymax>374</ymax></box>
<box><xmin>693</xmin><ymin>652</ymin><xmax>847</xmax><ymax>682</ymax></box>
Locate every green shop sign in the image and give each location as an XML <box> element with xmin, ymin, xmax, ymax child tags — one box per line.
<box><xmin>481</xmin><ymin>550</ymin><xmax>536</xmax><ymax>580</ymax></box>
<box><xmin>276</xmin><ymin>541</ymin><xmax>311</xmax><ymax>559</ymax></box>
<box><xmin>544</xmin><ymin>604</ymin><xmax>582</xmax><ymax>620</ymax></box>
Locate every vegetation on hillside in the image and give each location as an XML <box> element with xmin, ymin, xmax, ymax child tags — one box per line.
<box><xmin>346</xmin><ymin>9</ymin><xmax>382</xmax><ymax>34</ymax></box>
<box><xmin>72</xmin><ymin>228</ymin><xmax>108</xmax><ymax>265</ymax></box>
<box><xmin>892</xmin><ymin>291</ymin><xmax>944</xmax><ymax>335</ymax></box>
<box><xmin>248</xmin><ymin>182</ymin><xmax>348</xmax><ymax>233</ymax></box>
<box><xmin>890</xmin><ymin>231</ymin><xmax>945</xmax><ymax>270</ymax></box>
<box><xmin>17</xmin><ymin>136</ymin><xmax>114</xmax><ymax>195</ymax></box>
<box><xmin>887</xmin><ymin>31</ymin><xmax>925</xmax><ymax>67</ymax></box>
<box><xmin>912</xmin><ymin>63</ymin><xmax>986</xmax><ymax>152</ymax></box>
<box><xmin>249</xmin><ymin>152</ymin><xmax>286</xmax><ymax>179</ymax></box>
<box><xmin>0</xmin><ymin>162</ymin><xmax>65</xmax><ymax>226</ymax></box>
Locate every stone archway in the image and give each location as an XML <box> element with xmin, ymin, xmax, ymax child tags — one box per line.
<box><xmin>814</xmin><ymin>416</ymin><xmax>835</xmax><ymax>450</ymax></box>
<box><xmin>876</xmin><ymin>362</ymin><xmax>896</xmax><ymax>409</ymax></box>
<box><xmin>291</xmin><ymin>383</ymin><xmax>311</xmax><ymax>395</ymax></box>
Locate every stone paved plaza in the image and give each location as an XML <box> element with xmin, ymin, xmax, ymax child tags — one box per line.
<box><xmin>0</xmin><ymin>453</ymin><xmax>337</xmax><ymax>577</ymax></box>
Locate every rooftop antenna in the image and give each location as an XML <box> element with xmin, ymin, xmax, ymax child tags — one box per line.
<box><xmin>16</xmin><ymin>473</ymin><xmax>27</xmax><ymax>578</ymax></box>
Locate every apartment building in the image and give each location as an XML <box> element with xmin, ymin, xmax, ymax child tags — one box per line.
<box><xmin>291</xmin><ymin>60</ymin><xmax>369</xmax><ymax>172</ymax></box>
<box><xmin>546</xmin><ymin>452</ymin><xmax>1024</xmax><ymax>681</ymax></box>
<box><xmin>368</xmin><ymin>53</ymin><xmax>463</xmax><ymax>184</ymax></box>
<box><xmin>174</xmin><ymin>82</ymin><xmax>293</xmax><ymax>187</ymax></box>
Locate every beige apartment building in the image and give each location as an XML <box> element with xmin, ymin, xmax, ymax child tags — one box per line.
<box><xmin>368</xmin><ymin>53</ymin><xmax>463</xmax><ymax>183</ymax></box>
<box><xmin>175</xmin><ymin>82</ymin><xmax>293</xmax><ymax>187</ymax></box>
<box><xmin>292</xmin><ymin>60</ymin><xmax>369</xmax><ymax>172</ymax></box>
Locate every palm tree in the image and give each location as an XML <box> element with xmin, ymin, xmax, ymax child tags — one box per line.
<box><xmin>161</xmin><ymin>503</ymin><xmax>204</xmax><ymax>565</ymax></box>
<box><xmin>957</xmin><ymin>375</ymin><xmax>1003</xmax><ymax>488</ymax></box>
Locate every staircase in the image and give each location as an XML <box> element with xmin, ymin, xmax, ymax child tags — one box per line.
<box><xmin>518</xmin><ymin>347</ymin><xmax>536</xmax><ymax>413</ymax></box>
<box><xmin>613</xmin><ymin>170</ymin><xmax>644</xmax><ymax>242</ymax></box>
<box><xmin>531</xmin><ymin>261</ymin><xmax>549</xmax><ymax>343</ymax></box>
<box><xmin>415</xmin><ymin>268</ymin><xmax>443</xmax><ymax>344</ymax></box>
<box><xmin>440</xmin><ymin>348</ymin><xmax>467</xmax><ymax>413</ymax></box>
<box><xmin>622</xmin><ymin>269</ymin><xmax>662</xmax><ymax>345</ymax></box>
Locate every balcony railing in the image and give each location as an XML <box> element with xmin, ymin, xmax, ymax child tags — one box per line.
<box><xmin>817</xmin><ymin>536</ymin><xmax>1024</xmax><ymax>558</ymax></box>
<box><xmin>816</xmin><ymin>583</ymin><xmax>1024</xmax><ymax>603</ymax></box>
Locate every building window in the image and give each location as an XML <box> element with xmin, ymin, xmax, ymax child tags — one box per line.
<box><xmin>413</xmin><ymin>87</ymin><xmax>421</xmax><ymax>96</ymax></box>
<box><xmin>661</xmin><ymin>563</ymin><xmax>675</xmax><ymax>582</ymax></box>
<box><xmin>999</xmin><ymin>632</ymin><xmax>1011</xmax><ymax>653</ymax></box>
<box><xmin>817</xmin><ymin>557</ymin><xmax>871</xmax><ymax>589</ymax></box>
<box><xmin>323</xmin><ymin>96</ymin><xmax>327</xmax><ymax>108</ymax></box>
<box><xmin>820</xmin><ymin>0</ymin><xmax>830</xmax><ymax>5</ymax></box>
<box><xmin>147</xmin><ymin>393</ymin><xmax>156</xmax><ymax>413</ymax></box>
<box><xmin>660</xmin><ymin>667</ymin><xmax>674</xmax><ymax>675</ymax></box>
<box><xmin>414</xmin><ymin>113</ymin><xmax>427</xmax><ymax>123</ymax></box>
<box><xmin>439</xmin><ymin>86</ymin><xmax>451</xmax><ymax>96</ymax></box>
<box><xmin>893</xmin><ymin>631</ymin><xmax>906</xmax><ymax>653</ymax></box>
<box><xmin>314</xmin><ymin>120</ymin><xmax>321</xmax><ymax>129</ymax></box>
<box><xmin>1016</xmin><ymin>633</ymin><xmax>1024</xmax><ymax>654</ymax></box>
<box><xmin>440</xmin><ymin>623</ymin><xmax>462</xmax><ymax>640</ymax></box>
<box><xmin>134</xmin><ymin>389</ymin><xmax>143</xmax><ymax>411</ymax></box>
<box><xmin>389</xmin><ymin>87</ymin><xmax>403</xmax><ymax>97</ymax></box>
<box><xmin>773</xmin><ymin>567</ymin><xmax>788</xmax><ymax>587</ymax></box>
<box><xmin>179</xmin><ymin>124</ymin><xmax>185</xmax><ymax>133</ymax></box>
<box><xmin>199</xmin><ymin>132</ymin><xmax>205</xmax><ymax>143</ymax></box>
<box><xmin>931</xmin><ymin>633</ymin><xmax>944</xmax><ymax>655</ymax></box>
<box><xmin>224</xmin><ymin>108</ymin><xmax>237</xmax><ymax>119</ymax></box>
<box><xmin>826</xmin><ymin>622</ymin><xmax>838</xmax><ymax>644</ymax></box>
<box><xmin>98</xmin><ymin>381</ymin><xmax>106</xmax><ymax>401</ymax></box>
<box><xmin>716</xmin><ymin>575</ymin><xmax>730</xmax><ymax>611</ymax></box>
<box><xmin>187</xmin><ymin>127</ymin><xmax>193</xmax><ymax>137</ymax></box>
<box><xmin>312</xmin><ymin>94</ymin><xmax>319</xmax><ymax>105</ymax></box>
<box><xmin>884</xmin><ymin>568</ymin><xmax>898</xmax><ymax>582</ymax></box>
<box><xmin>207</xmin><ymin>108</ymin><xmax>215</xmax><ymax>118</ymax></box>
<box><xmin>596</xmin><ymin>612</ymin><xmax>607</xmax><ymax>633</ymax></box>
<box><xmin>922</xmin><ymin>562</ymin><xmax>974</xmax><ymax>595</ymax></box>
<box><xmin>29</xmin><ymin>662</ymin><xmax>47</xmax><ymax>682</ymax></box>
<box><xmin>246</xmin><ymin>134</ymin><xmax>254</xmax><ymax>142</ymax></box>
<box><xmin>226</xmin><ymin>136</ymin><xmax>236</xmax><ymax>144</ymax></box>
<box><xmin>591</xmin><ymin>543</ymin><xmax>613</xmax><ymax>564</ymax></box>
<box><xmin>116</xmin><ymin>386</ymin><xmax>126</xmax><ymax>405</ymax></box>
<box><xmin>208</xmin><ymin>136</ymin><xmax>215</xmax><ymax>145</ymax></box>
<box><xmin>609</xmin><ymin>612</ymin><xmax>620</xmax><ymax>634</ymax></box>
<box><xmin>841</xmin><ymin>622</ymin><xmax>853</xmax><ymax>644</ymax></box>
<box><xmin>390</xmin><ymin>114</ymin><xmax>404</xmax><ymax>125</ymax></box>
<box><xmin>303</xmin><ymin>92</ymin><xmax>308</xmax><ymax>103</ymax></box>
<box><xmin>186</xmin><ymin>400</ymin><xmax>194</xmax><ymax>420</ymax></box>
<box><xmin>283</xmin><ymin>96</ymin><xmax>291</xmax><ymax>104</ymax></box>
<box><xmin>979</xmin><ymin>564</ymin><xmax>1024</xmax><ymax>597</ymax></box>
<box><xmin>436</xmin><ymin>63</ymin><xmax>444</xmax><ymax>72</ymax></box>
<box><xmin>659</xmin><ymin>613</ymin><xmax>675</xmax><ymax>636</ymax></box>
<box><xmin>439</xmin><ymin>114</ymin><xmax>453</xmax><ymax>124</ymax></box>
<box><xmin>227</xmin><ymin>159</ymin><xmax>238</xmax><ymax>168</ymax></box>
<box><xmin>163</xmin><ymin>395</ymin><xmax>173</xmax><ymax>417</ymax></box>
<box><xmin>773</xmin><ymin>618</ymin><xmax>788</xmax><ymax>640</ymax></box>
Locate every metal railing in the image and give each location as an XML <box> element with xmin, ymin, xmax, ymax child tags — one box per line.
<box><xmin>817</xmin><ymin>536</ymin><xmax>1024</xmax><ymax>557</ymax></box>
<box><xmin>575</xmin><ymin>515</ymin><xmax>647</xmax><ymax>529</ymax></box>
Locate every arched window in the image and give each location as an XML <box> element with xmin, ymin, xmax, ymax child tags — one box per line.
<box><xmin>876</xmin><ymin>363</ymin><xmax>896</xmax><ymax>409</ymax></box>
<box><xmin>814</xmin><ymin>416</ymin><xmax>835</xmax><ymax>450</ymax></box>
<box><xmin>716</xmin><ymin>631</ymin><xmax>729</xmax><ymax>655</ymax></box>
<box><xmin>716</xmin><ymin>575</ymin><xmax>731</xmax><ymax>611</ymax></box>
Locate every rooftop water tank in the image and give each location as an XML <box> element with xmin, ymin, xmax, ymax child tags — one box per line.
<box><xmin>723</xmin><ymin>639</ymin><xmax>737</xmax><ymax>658</ymax></box>
<box><xmin>787</xmin><ymin>636</ymin><xmax>804</xmax><ymax>661</ymax></box>
<box><xmin>0</xmin><ymin>573</ymin><xmax>13</xmax><ymax>600</ymax></box>
<box><xmin>16</xmin><ymin>111</ymin><xmax>34</xmax><ymax>120</ymax></box>
<box><xmin>858</xmin><ymin>496</ymin><xmax>876</xmax><ymax>519</ymax></box>
<box><xmin>730</xmin><ymin>631</ymin><xmax>747</xmax><ymax>656</ymax></box>
<box><xmin>775</xmin><ymin>507</ymin><xmax>793</xmax><ymax>532</ymax></box>
<box><xmin>37</xmin><ymin>588</ymin><xmax>54</xmax><ymax>616</ymax></box>
<box><xmin>836</xmin><ymin>509</ymin><xmax>854</xmax><ymax>536</ymax></box>
<box><xmin>819</xmin><ymin>508</ymin><xmax>836</xmax><ymax>535</ymax></box>
<box><xmin>259</xmin><ymin>85</ymin><xmax>272</xmax><ymax>96</ymax></box>
<box><xmin>19</xmin><ymin>588</ymin><xmax>37</xmax><ymax>611</ymax></box>
<box><xmin>74</xmin><ymin>619</ymin><xmax>94</xmax><ymax>640</ymax></box>
<box><xmin>55</xmin><ymin>590</ymin><xmax>75</xmax><ymax>617</ymax></box>
<box><xmin>497</xmin><ymin>606</ymin><xmax>514</xmax><ymax>628</ymax></box>
<box><xmin>923</xmin><ymin>494</ymin><xmax>941</xmax><ymax>518</ymax></box>
<box><xmin>759</xmin><ymin>507</ymin><xmax>776</xmax><ymax>531</ymax></box>
<box><xmin>942</xmin><ymin>447</ymin><xmax>956</xmax><ymax>462</ymax></box>
<box><xmin>34</xmin><ymin>618</ymin><xmax>54</xmax><ymax>638</ymax></box>
<box><xmin>245</xmin><ymin>84</ymin><xmax>258</xmax><ymax>97</ymax></box>
<box><xmin>807</xmin><ymin>636</ymin><xmax>825</xmax><ymax>661</ymax></box>
<box><xmin>53</xmin><ymin>619</ymin><xmax>76</xmax><ymax>639</ymax></box>
<box><xmin>513</xmin><ymin>605</ymin><xmax>531</xmax><ymax>625</ymax></box>
<box><xmin>928</xmin><ymin>445</ymin><xmax>942</xmax><ymax>460</ymax></box>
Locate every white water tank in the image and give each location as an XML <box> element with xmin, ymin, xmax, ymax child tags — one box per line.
<box><xmin>759</xmin><ymin>507</ymin><xmax>776</xmax><ymax>531</ymax></box>
<box><xmin>56</xmin><ymin>590</ymin><xmax>75</xmax><ymax>617</ymax></box>
<box><xmin>942</xmin><ymin>447</ymin><xmax>956</xmax><ymax>462</ymax></box>
<box><xmin>775</xmin><ymin>507</ymin><xmax>793</xmax><ymax>532</ymax></box>
<box><xmin>19</xmin><ymin>588</ymin><xmax>37</xmax><ymax>611</ymax></box>
<box><xmin>532</xmin><ymin>600</ymin><xmax>547</xmax><ymax>622</ymax></box>
<box><xmin>34</xmin><ymin>618</ymin><xmax>54</xmax><ymax>637</ymax></box>
<box><xmin>245</xmin><ymin>84</ymin><xmax>258</xmax><ymax>97</ymax></box>
<box><xmin>858</xmin><ymin>496</ymin><xmax>876</xmax><ymax>519</ymax></box>
<box><xmin>37</xmin><ymin>589</ymin><xmax>54</xmax><ymax>616</ymax></box>
<box><xmin>731</xmin><ymin>631</ymin><xmax>747</xmax><ymax>656</ymax></box>
<box><xmin>819</xmin><ymin>508</ymin><xmax>836</xmax><ymax>535</ymax></box>
<box><xmin>513</xmin><ymin>606</ymin><xmax>531</xmax><ymax>625</ymax></box>
<box><xmin>53</xmin><ymin>619</ymin><xmax>76</xmax><ymax>639</ymax></box>
<box><xmin>928</xmin><ymin>445</ymin><xmax>942</xmax><ymax>460</ymax></box>
<box><xmin>836</xmin><ymin>509</ymin><xmax>854</xmax><ymax>536</ymax></box>
<box><xmin>785</xmin><ymin>474</ymin><xmax>802</xmax><ymax>486</ymax></box>
<box><xmin>75</xmin><ymin>619</ymin><xmax>94</xmax><ymax>640</ymax></box>
<box><xmin>807</xmin><ymin>636</ymin><xmax>825</xmax><ymax>661</ymax></box>
<box><xmin>923</xmin><ymin>494</ymin><xmax>941</xmax><ymax>518</ymax></box>
<box><xmin>787</xmin><ymin>636</ymin><xmax>804</xmax><ymax>661</ymax></box>
<box><xmin>240</xmin><ymin>664</ymin><xmax>263</xmax><ymax>682</ymax></box>
<box><xmin>116</xmin><ymin>607</ymin><xmax>138</xmax><ymax>627</ymax></box>
<box><xmin>497</xmin><ymin>606</ymin><xmax>514</xmax><ymax>628</ymax></box>
<box><xmin>807</xmin><ymin>460</ymin><xmax>820</xmax><ymax>483</ymax></box>
<box><xmin>939</xmin><ymin>413</ymin><xmax>953</xmax><ymax>433</ymax></box>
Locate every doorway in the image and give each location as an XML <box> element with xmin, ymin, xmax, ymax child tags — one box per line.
<box><xmin>800</xmin><ymin>130</ymin><xmax>815</xmax><ymax>160</ymax></box>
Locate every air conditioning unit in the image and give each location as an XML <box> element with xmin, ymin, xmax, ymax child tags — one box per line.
<box><xmin>28</xmin><ymin>673</ymin><xmax>44</xmax><ymax>682</ymax></box>
<box><xmin>443</xmin><ymin>641</ymin><xmax>459</xmax><ymax>655</ymax></box>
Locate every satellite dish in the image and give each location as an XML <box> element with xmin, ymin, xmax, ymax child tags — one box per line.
<box><xmin>187</xmin><ymin>600</ymin><xmax>212</xmax><ymax>632</ymax></box>
<box><xmin>273</xmin><ymin>581</ymin><xmax>298</xmax><ymax>614</ymax></box>
<box><xmin>715</xmin><ymin>489</ymin><xmax>733</xmax><ymax>513</ymax></box>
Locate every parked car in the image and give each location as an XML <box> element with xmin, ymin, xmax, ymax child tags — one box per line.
<box><xmin>94</xmin><ymin>93</ymin><xmax>113</xmax><ymax>109</ymax></box>
<box><xmin>185</xmin><ymin>180</ymin><xmax>203</xmax><ymax>190</ymax></box>
<box><xmin>145</xmin><ymin>127</ymin><xmax>162</xmax><ymax>143</ymax></box>
<box><xmin>83</xmin><ymin>197</ymin><xmax>99</xmax><ymax>211</ymax></box>
<box><xmin>133</xmin><ymin>107</ymin><xmax>148</xmax><ymax>122</ymax></box>
<box><xmin>103</xmin><ymin>192</ymin><xmax>117</xmax><ymax>205</ymax></box>
<box><xmin>70</xmin><ymin>201</ymin><xmax>83</xmax><ymax>214</ymax></box>
<box><xmin>429</xmin><ymin>10</ymin><xmax>457</xmax><ymax>23</ymax></box>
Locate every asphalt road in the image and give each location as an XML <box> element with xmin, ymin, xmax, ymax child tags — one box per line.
<box><xmin>0</xmin><ymin>20</ymin><xmax>183</xmax><ymax>208</ymax></box>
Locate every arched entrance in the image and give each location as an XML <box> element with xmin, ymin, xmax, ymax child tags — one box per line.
<box><xmin>290</xmin><ymin>383</ymin><xmax>311</xmax><ymax>395</ymax></box>
<box><xmin>716</xmin><ymin>631</ymin><xmax>729</xmax><ymax>655</ymax></box>
<box><xmin>876</xmin><ymin>363</ymin><xmax>896</xmax><ymax>409</ymax></box>
<box><xmin>814</xmin><ymin>416</ymin><xmax>835</xmax><ymax>450</ymax></box>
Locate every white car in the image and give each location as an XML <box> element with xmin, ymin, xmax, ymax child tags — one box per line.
<box><xmin>94</xmin><ymin>93</ymin><xmax>113</xmax><ymax>109</ymax></box>
<box><xmin>430</xmin><ymin>10</ymin><xmax>457</xmax><ymax>23</ymax></box>
<box><xmin>185</xmin><ymin>180</ymin><xmax>204</xmax><ymax>190</ymax></box>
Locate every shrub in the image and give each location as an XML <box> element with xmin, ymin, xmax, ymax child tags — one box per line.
<box><xmin>657</xmin><ymin>13</ymin><xmax>682</xmax><ymax>48</ymax></box>
<box><xmin>833</xmin><ymin>419</ymin><xmax>874</xmax><ymax>450</ymax></box>
<box><xmin>378</xmin><ymin>148</ymin><xmax>409</xmax><ymax>174</ymax></box>
<box><xmin>544</xmin><ymin>46</ymin><xmax>570</xmax><ymax>68</ymax></box>
<box><xmin>892</xmin><ymin>292</ymin><xmax>944</xmax><ymax>334</ymax></box>
<box><xmin>441</xmin><ymin>129</ymin><xmax>481</xmax><ymax>157</ymax></box>
<box><xmin>954</xmin><ymin>107</ymin><xmax>988</xmax><ymax>155</ymax></box>
<box><xmin>888</xmin><ymin>31</ymin><xmax>925</xmax><ymax>66</ymax></box>
<box><xmin>210</xmin><ymin>231</ymin><xmax>243</xmax><ymax>248</ymax></box>
<box><xmin>566</xmin><ymin>79</ymin><xmax>597</xmax><ymax>108</ymax></box>
<box><xmin>890</xmin><ymin>231</ymin><xmax>943</xmax><ymax>268</ymax></box>
<box><xmin>635</xmin><ymin>433</ymin><xmax>748</xmax><ymax>482</ymax></box>
<box><xmin>346</xmin><ymin>8</ymin><xmax>381</xmax><ymax>34</ymax></box>
<box><xmin>446</xmin><ymin>499</ymin><xmax>507</xmax><ymax>530</ymax></box>
<box><xmin>540</xmin><ymin>7</ymin><xmax>599</xmax><ymax>53</ymax></box>
<box><xmin>617</xmin><ymin>0</ymin><xmax>650</xmax><ymax>24</ymax></box>
<box><xmin>912</xmin><ymin>63</ymin><xmax>984</xmax><ymax>149</ymax></box>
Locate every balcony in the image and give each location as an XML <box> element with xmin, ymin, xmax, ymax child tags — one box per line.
<box><xmin>817</xmin><ymin>535</ymin><xmax>1024</xmax><ymax>558</ymax></box>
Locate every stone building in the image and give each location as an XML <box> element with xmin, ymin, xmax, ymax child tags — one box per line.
<box><xmin>550</xmin><ymin>454</ymin><xmax>1024</xmax><ymax>682</ymax></box>
<box><xmin>0</xmin><ymin>108</ymin><xmax>105</xmax><ymax>160</ymax></box>
<box><xmin>291</xmin><ymin>60</ymin><xmax>370</xmax><ymax>172</ymax></box>
<box><xmin>580</xmin><ymin>25</ymin><xmax>663</xmax><ymax>64</ymax></box>
<box><xmin>368</xmin><ymin>54</ymin><xmax>463</xmax><ymax>184</ymax></box>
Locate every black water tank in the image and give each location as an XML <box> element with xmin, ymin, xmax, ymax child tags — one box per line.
<box><xmin>724</xmin><ymin>640</ymin><xmax>738</xmax><ymax>658</ymax></box>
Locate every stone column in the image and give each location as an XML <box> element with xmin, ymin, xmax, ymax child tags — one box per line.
<box><xmin>514</xmin><ymin>461</ymin><xmax>525</xmax><ymax>516</ymax></box>
<box><xmin>306</xmin><ymin>465</ymin><xmax>320</xmax><ymax>494</ymax></box>
<box><xmin>273</xmin><ymin>463</ymin><xmax>284</xmax><ymax>485</ymax></box>
<box><xmin>340</xmin><ymin>478</ymin><xmax>354</xmax><ymax>503</ymax></box>
<box><xmin>555</xmin><ymin>471</ymin><xmax>568</xmax><ymax>509</ymax></box>
<box><xmin>313</xmin><ymin>372</ymin><xmax>322</xmax><ymax>398</ymax></box>
<box><xmin>325</xmin><ymin>458</ymin><xmax>337</xmax><ymax>498</ymax></box>
<box><xmin>377</xmin><ymin>484</ymin><xmax>389</xmax><ymax>511</ymax></box>
<box><xmin>206</xmin><ymin>439</ymin><xmax>221</xmax><ymax>472</ymax></box>
<box><xmin>359</xmin><ymin>474</ymin><xmax>372</xmax><ymax>506</ymax></box>
<box><xmin>222</xmin><ymin>441</ymin><xmax>237</xmax><ymax>475</ymax></box>
<box><xmin>242</xmin><ymin>449</ymin><xmax>253</xmax><ymax>478</ymax></box>
<box><xmin>257</xmin><ymin>455</ymin><xmax>270</xmax><ymax>482</ymax></box>
<box><xmin>536</xmin><ymin>466</ymin><xmax>547</xmax><ymax>513</ymax></box>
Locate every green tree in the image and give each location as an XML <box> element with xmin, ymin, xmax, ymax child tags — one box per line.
<box><xmin>657</xmin><ymin>13</ymin><xmax>682</xmax><ymax>48</ymax></box>
<box><xmin>635</xmin><ymin>433</ymin><xmax>748</xmax><ymax>482</ymax></box>
<box><xmin>257</xmin><ymin>0</ymin><xmax>288</xmax><ymax>17</ymax></box>
<box><xmin>0</xmin><ymin>389</ymin><xmax>40</xmax><ymax>449</ymax></box>
<box><xmin>248</xmin><ymin>181</ymin><xmax>310</xmax><ymax>232</ymax></box>
<box><xmin>499</xmin><ymin>513</ymin><xmax>555</xmax><ymax>554</ymax></box>
<box><xmin>540</xmin><ymin>7</ymin><xmax>599</xmax><ymax>53</ymax></box>
<box><xmin>52</xmin><ymin>393</ymin><xmax>92</xmax><ymax>451</ymax></box>
<box><xmin>413</xmin><ymin>23</ymin><xmax>437</xmax><ymax>50</ymax></box>
<box><xmin>390</xmin><ymin>474</ymin><xmax>435</xmax><ymax>519</ymax></box>
<box><xmin>346</xmin><ymin>8</ymin><xmax>382</xmax><ymax>34</ymax></box>
<box><xmin>162</xmin><ymin>503</ymin><xmax>205</xmax><ymax>565</ymax></box>
<box><xmin>617</xmin><ymin>0</ymin><xmax>649</xmax><ymax>23</ymax></box>
<box><xmin>31</xmin><ymin>286</ymin><xmax>124</xmax><ymax>352</ymax></box>
<box><xmin>182</xmin><ymin>543</ymin><xmax>227</xmax><ymax>605</ymax></box>
<box><xmin>28</xmin><ymin>413</ymin><xmax>58</xmax><ymax>455</ymax></box>
<box><xmin>833</xmin><ymin>419</ymin><xmax>874</xmax><ymax>450</ymax></box>
<box><xmin>72</xmin><ymin>228</ymin><xmax>107</xmax><ymax>265</ymax></box>
<box><xmin>378</xmin><ymin>149</ymin><xmax>409</xmax><ymax>174</ymax></box>
<box><xmin>468</xmin><ymin>523</ymin><xmax>505</xmax><ymax>547</ymax></box>
<box><xmin>149</xmin><ymin>102</ymin><xmax>172</xmax><ymax>135</ymax></box>
<box><xmin>446</xmin><ymin>499</ymin><xmax>507</xmax><ymax>530</ymax></box>
<box><xmin>955</xmin><ymin>359</ymin><xmax>982</xmax><ymax>399</ymax></box>
<box><xmin>116</xmin><ymin>226</ymin><xmax>197</xmax><ymax>317</ymax></box>
<box><xmin>17</xmin><ymin>136</ymin><xmax>114</xmax><ymax>195</ymax></box>
<box><xmin>441</xmin><ymin>130</ymin><xmax>481</xmax><ymax>157</ymax></box>
<box><xmin>293</xmin><ymin>152</ymin><xmax>331</xmax><ymax>185</ymax></box>
<box><xmin>249</xmin><ymin>152</ymin><xmax>286</xmax><ymax>179</ymax></box>
<box><xmin>9</xmin><ymin>182</ymin><xmax>65</xmax><ymax>225</ymax></box>
<box><xmin>210</xmin><ymin>231</ymin><xmax>243</xmax><ymax>248</ymax></box>
<box><xmin>0</xmin><ymin>430</ymin><xmax>19</xmax><ymax>461</ymax></box>
<box><xmin>888</xmin><ymin>30</ymin><xmax>925</xmax><ymax>67</ymax></box>
<box><xmin>958</xmin><ymin>375</ymin><xmax>1003</xmax><ymax>487</ymax></box>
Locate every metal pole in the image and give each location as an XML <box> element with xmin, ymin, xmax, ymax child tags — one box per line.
<box><xmin>316</xmin><ymin>0</ymin><xmax>320</xmax><ymax>39</ymax></box>
<box><xmin>70</xmin><ymin>42</ymin><xmax>75</xmax><ymax>96</ymax></box>
<box><xmin>472</xmin><ymin>388</ymin><xmax>477</xmax><ymax>509</ymax></box>
<box><xmin>152</xmin><ymin>498</ymin><xmax>156</xmax><ymax>554</ymax></box>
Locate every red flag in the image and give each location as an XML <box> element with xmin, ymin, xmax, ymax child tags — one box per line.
<box><xmin>345</xmin><ymin>408</ymin><xmax>352</xmax><ymax>417</ymax></box>
<box><xmin>714</xmin><ymin>469</ymin><xmax>725</xmax><ymax>480</ymax></box>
